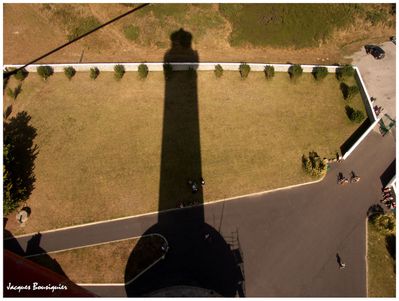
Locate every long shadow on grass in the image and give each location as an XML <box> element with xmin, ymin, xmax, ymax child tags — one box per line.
<box><xmin>124</xmin><ymin>29</ymin><xmax>243</xmax><ymax>297</ymax></box>
<box><xmin>3</xmin><ymin>111</ymin><xmax>38</xmax><ymax>213</ymax></box>
<box><xmin>339</xmin><ymin>118</ymin><xmax>371</xmax><ymax>156</ymax></box>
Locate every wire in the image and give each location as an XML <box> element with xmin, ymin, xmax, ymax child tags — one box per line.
<box><xmin>4</xmin><ymin>3</ymin><xmax>150</xmax><ymax>78</ymax></box>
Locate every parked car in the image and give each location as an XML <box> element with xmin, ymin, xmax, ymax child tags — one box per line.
<box><xmin>364</xmin><ymin>45</ymin><xmax>385</xmax><ymax>59</ymax></box>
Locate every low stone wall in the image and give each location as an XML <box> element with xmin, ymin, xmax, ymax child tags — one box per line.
<box><xmin>3</xmin><ymin>62</ymin><xmax>376</xmax><ymax>160</ymax></box>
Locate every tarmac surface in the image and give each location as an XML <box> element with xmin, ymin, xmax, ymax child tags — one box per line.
<box><xmin>5</xmin><ymin>128</ymin><xmax>395</xmax><ymax>297</ymax></box>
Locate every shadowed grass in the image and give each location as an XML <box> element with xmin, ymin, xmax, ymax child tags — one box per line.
<box><xmin>367</xmin><ymin>222</ymin><xmax>396</xmax><ymax>297</ymax></box>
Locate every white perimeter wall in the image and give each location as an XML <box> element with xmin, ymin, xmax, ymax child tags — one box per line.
<box><xmin>4</xmin><ymin>62</ymin><xmax>377</xmax><ymax>159</ymax></box>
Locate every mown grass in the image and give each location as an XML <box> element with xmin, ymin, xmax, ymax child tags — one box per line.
<box><xmin>367</xmin><ymin>221</ymin><xmax>396</xmax><ymax>297</ymax></box>
<box><xmin>219</xmin><ymin>4</ymin><xmax>382</xmax><ymax>48</ymax></box>
<box><xmin>28</xmin><ymin>235</ymin><xmax>163</xmax><ymax>283</ymax></box>
<box><xmin>5</xmin><ymin>70</ymin><xmax>366</xmax><ymax>233</ymax></box>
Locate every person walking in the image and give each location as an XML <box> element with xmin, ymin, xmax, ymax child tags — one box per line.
<box><xmin>336</xmin><ymin>253</ymin><xmax>346</xmax><ymax>269</ymax></box>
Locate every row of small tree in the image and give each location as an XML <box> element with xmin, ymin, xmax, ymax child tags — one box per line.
<box><xmin>10</xmin><ymin>63</ymin><xmax>357</xmax><ymax>82</ymax></box>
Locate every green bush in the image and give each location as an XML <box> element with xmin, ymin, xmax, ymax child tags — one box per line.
<box><xmin>336</xmin><ymin>64</ymin><xmax>355</xmax><ymax>80</ymax></box>
<box><xmin>312</xmin><ymin>66</ymin><xmax>328</xmax><ymax>80</ymax></box>
<box><xmin>239</xmin><ymin>63</ymin><xmax>251</xmax><ymax>79</ymax></box>
<box><xmin>340</xmin><ymin>83</ymin><xmax>359</xmax><ymax>100</ymax></box>
<box><xmin>6</xmin><ymin>84</ymin><xmax>22</xmax><ymax>100</ymax></box>
<box><xmin>214</xmin><ymin>64</ymin><xmax>224</xmax><ymax>78</ymax></box>
<box><xmin>345</xmin><ymin>105</ymin><xmax>365</xmax><ymax>123</ymax></box>
<box><xmin>114</xmin><ymin>64</ymin><xmax>125</xmax><ymax>80</ymax></box>
<box><xmin>64</xmin><ymin>66</ymin><xmax>76</xmax><ymax>80</ymax></box>
<box><xmin>288</xmin><ymin>64</ymin><xmax>303</xmax><ymax>80</ymax></box>
<box><xmin>264</xmin><ymin>65</ymin><xmax>275</xmax><ymax>79</ymax></box>
<box><xmin>37</xmin><ymin>66</ymin><xmax>54</xmax><ymax>80</ymax></box>
<box><xmin>138</xmin><ymin>63</ymin><xmax>149</xmax><ymax>79</ymax></box>
<box><xmin>302</xmin><ymin>151</ymin><xmax>327</xmax><ymax>177</ymax></box>
<box><xmin>366</xmin><ymin>9</ymin><xmax>388</xmax><ymax>25</ymax></box>
<box><xmin>124</xmin><ymin>25</ymin><xmax>140</xmax><ymax>41</ymax></box>
<box><xmin>90</xmin><ymin>67</ymin><xmax>100</xmax><ymax>80</ymax></box>
<box><xmin>372</xmin><ymin>213</ymin><xmax>396</xmax><ymax>234</ymax></box>
<box><xmin>163</xmin><ymin>63</ymin><xmax>173</xmax><ymax>80</ymax></box>
<box><xmin>14</xmin><ymin>68</ymin><xmax>29</xmax><ymax>81</ymax></box>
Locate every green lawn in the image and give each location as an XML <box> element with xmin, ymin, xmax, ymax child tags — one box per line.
<box><xmin>367</xmin><ymin>221</ymin><xmax>396</xmax><ymax>297</ymax></box>
<box><xmin>4</xmin><ymin>70</ymin><xmax>366</xmax><ymax>233</ymax></box>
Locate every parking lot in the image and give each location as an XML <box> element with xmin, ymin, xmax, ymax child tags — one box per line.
<box><xmin>350</xmin><ymin>41</ymin><xmax>396</xmax><ymax>119</ymax></box>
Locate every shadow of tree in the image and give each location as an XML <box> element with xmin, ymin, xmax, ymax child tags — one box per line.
<box><xmin>3</xmin><ymin>111</ymin><xmax>38</xmax><ymax>213</ymax></box>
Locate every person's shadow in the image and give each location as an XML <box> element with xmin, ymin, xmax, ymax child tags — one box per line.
<box><xmin>124</xmin><ymin>29</ymin><xmax>242</xmax><ymax>296</ymax></box>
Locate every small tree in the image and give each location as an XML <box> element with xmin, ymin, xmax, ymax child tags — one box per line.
<box><xmin>114</xmin><ymin>64</ymin><xmax>125</xmax><ymax>80</ymax></box>
<box><xmin>336</xmin><ymin>64</ymin><xmax>355</xmax><ymax>80</ymax></box>
<box><xmin>37</xmin><ymin>66</ymin><xmax>54</xmax><ymax>81</ymax></box>
<box><xmin>288</xmin><ymin>64</ymin><xmax>303</xmax><ymax>80</ymax></box>
<box><xmin>14</xmin><ymin>68</ymin><xmax>29</xmax><ymax>81</ymax></box>
<box><xmin>163</xmin><ymin>63</ymin><xmax>173</xmax><ymax>80</ymax></box>
<box><xmin>214</xmin><ymin>64</ymin><xmax>223</xmax><ymax>78</ymax></box>
<box><xmin>264</xmin><ymin>65</ymin><xmax>275</xmax><ymax>79</ymax></box>
<box><xmin>302</xmin><ymin>151</ymin><xmax>327</xmax><ymax>177</ymax></box>
<box><xmin>6</xmin><ymin>84</ymin><xmax>22</xmax><ymax>100</ymax></box>
<box><xmin>64</xmin><ymin>66</ymin><xmax>76</xmax><ymax>80</ymax></box>
<box><xmin>312</xmin><ymin>66</ymin><xmax>328</xmax><ymax>81</ymax></box>
<box><xmin>138</xmin><ymin>63</ymin><xmax>149</xmax><ymax>79</ymax></box>
<box><xmin>239</xmin><ymin>63</ymin><xmax>251</xmax><ymax>79</ymax></box>
<box><xmin>340</xmin><ymin>83</ymin><xmax>359</xmax><ymax>100</ymax></box>
<box><xmin>345</xmin><ymin>105</ymin><xmax>365</xmax><ymax>123</ymax></box>
<box><xmin>90</xmin><ymin>67</ymin><xmax>100</xmax><ymax>80</ymax></box>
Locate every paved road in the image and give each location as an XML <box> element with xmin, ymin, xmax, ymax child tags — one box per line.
<box><xmin>5</xmin><ymin>126</ymin><xmax>395</xmax><ymax>297</ymax></box>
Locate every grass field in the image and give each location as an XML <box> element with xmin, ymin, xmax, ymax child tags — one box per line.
<box><xmin>3</xmin><ymin>4</ymin><xmax>395</xmax><ymax>65</ymax></box>
<box><xmin>4</xmin><ymin>70</ymin><xmax>366</xmax><ymax>233</ymax></box>
<box><xmin>28</xmin><ymin>235</ymin><xmax>164</xmax><ymax>283</ymax></box>
<box><xmin>367</xmin><ymin>222</ymin><xmax>396</xmax><ymax>297</ymax></box>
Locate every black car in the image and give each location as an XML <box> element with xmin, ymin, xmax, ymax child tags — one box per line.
<box><xmin>364</xmin><ymin>45</ymin><xmax>385</xmax><ymax>59</ymax></box>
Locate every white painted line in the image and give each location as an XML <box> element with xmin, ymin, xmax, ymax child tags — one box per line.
<box><xmin>9</xmin><ymin>177</ymin><xmax>325</xmax><ymax>240</ymax></box>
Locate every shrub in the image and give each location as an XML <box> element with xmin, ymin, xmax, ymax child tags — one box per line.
<box><xmin>372</xmin><ymin>213</ymin><xmax>396</xmax><ymax>234</ymax></box>
<box><xmin>90</xmin><ymin>67</ymin><xmax>100</xmax><ymax>80</ymax></box>
<box><xmin>312</xmin><ymin>66</ymin><xmax>328</xmax><ymax>81</ymax></box>
<box><xmin>114</xmin><ymin>64</ymin><xmax>125</xmax><ymax>80</ymax></box>
<box><xmin>14</xmin><ymin>68</ymin><xmax>29</xmax><ymax>81</ymax></box>
<box><xmin>138</xmin><ymin>63</ymin><xmax>149</xmax><ymax>79</ymax></box>
<box><xmin>288</xmin><ymin>64</ymin><xmax>303</xmax><ymax>80</ymax></box>
<box><xmin>214</xmin><ymin>64</ymin><xmax>224</xmax><ymax>78</ymax></box>
<box><xmin>340</xmin><ymin>83</ymin><xmax>359</xmax><ymax>100</ymax></box>
<box><xmin>345</xmin><ymin>105</ymin><xmax>365</xmax><ymax>123</ymax></box>
<box><xmin>302</xmin><ymin>151</ymin><xmax>327</xmax><ymax>177</ymax></box>
<box><xmin>124</xmin><ymin>25</ymin><xmax>140</xmax><ymax>41</ymax></box>
<box><xmin>239</xmin><ymin>63</ymin><xmax>251</xmax><ymax>79</ymax></box>
<box><xmin>7</xmin><ymin>84</ymin><xmax>22</xmax><ymax>100</ymax></box>
<box><xmin>163</xmin><ymin>63</ymin><xmax>173</xmax><ymax>80</ymax></box>
<box><xmin>264</xmin><ymin>65</ymin><xmax>275</xmax><ymax>79</ymax></box>
<box><xmin>37</xmin><ymin>65</ymin><xmax>54</xmax><ymax>80</ymax></box>
<box><xmin>336</xmin><ymin>64</ymin><xmax>355</xmax><ymax>80</ymax></box>
<box><xmin>64</xmin><ymin>66</ymin><xmax>76</xmax><ymax>80</ymax></box>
